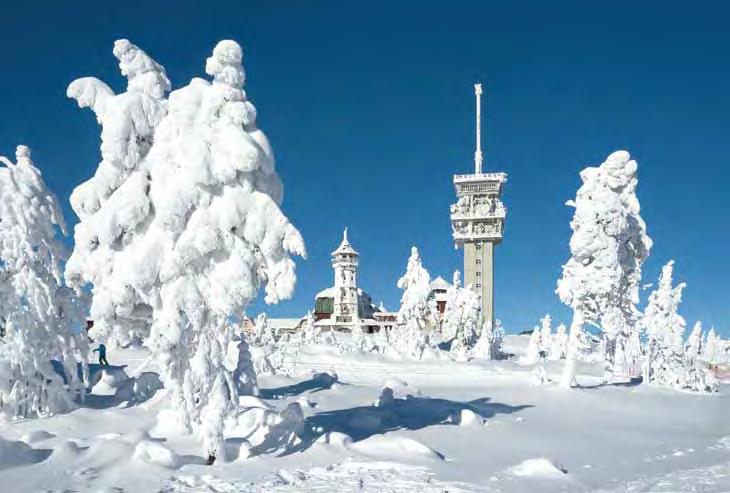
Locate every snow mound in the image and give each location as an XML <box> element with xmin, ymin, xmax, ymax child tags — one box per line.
<box><xmin>132</xmin><ymin>440</ymin><xmax>180</xmax><ymax>469</ymax></box>
<box><xmin>456</xmin><ymin>408</ymin><xmax>483</xmax><ymax>427</ymax></box>
<box><xmin>91</xmin><ymin>367</ymin><xmax>131</xmax><ymax>396</ymax></box>
<box><xmin>0</xmin><ymin>437</ymin><xmax>47</xmax><ymax>470</ymax></box>
<box><xmin>510</xmin><ymin>458</ymin><xmax>567</xmax><ymax>478</ymax></box>
<box><xmin>21</xmin><ymin>430</ymin><xmax>55</xmax><ymax>444</ymax></box>
<box><xmin>348</xmin><ymin>435</ymin><xmax>445</xmax><ymax>463</ymax></box>
<box><xmin>315</xmin><ymin>431</ymin><xmax>353</xmax><ymax>448</ymax></box>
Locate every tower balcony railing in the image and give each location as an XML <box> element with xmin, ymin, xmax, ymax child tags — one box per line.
<box><xmin>452</xmin><ymin>230</ymin><xmax>504</xmax><ymax>242</ymax></box>
<box><xmin>453</xmin><ymin>172</ymin><xmax>507</xmax><ymax>183</ymax></box>
<box><xmin>450</xmin><ymin>209</ymin><xmax>506</xmax><ymax>221</ymax></box>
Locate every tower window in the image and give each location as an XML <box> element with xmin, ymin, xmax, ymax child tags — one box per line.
<box><xmin>476</xmin><ymin>259</ymin><xmax>481</xmax><ymax>265</ymax></box>
<box><xmin>476</xmin><ymin>271</ymin><xmax>481</xmax><ymax>277</ymax></box>
<box><xmin>476</xmin><ymin>283</ymin><xmax>481</xmax><ymax>288</ymax></box>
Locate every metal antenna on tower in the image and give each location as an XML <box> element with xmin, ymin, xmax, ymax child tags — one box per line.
<box><xmin>474</xmin><ymin>83</ymin><xmax>483</xmax><ymax>174</ymax></box>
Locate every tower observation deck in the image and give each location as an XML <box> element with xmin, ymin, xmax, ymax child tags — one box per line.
<box><xmin>449</xmin><ymin>83</ymin><xmax>507</xmax><ymax>325</ymax></box>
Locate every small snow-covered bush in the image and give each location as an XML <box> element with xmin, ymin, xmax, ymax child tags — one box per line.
<box><xmin>646</xmin><ymin>346</ymin><xmax>718</xmax><ymax>393</ymax></box>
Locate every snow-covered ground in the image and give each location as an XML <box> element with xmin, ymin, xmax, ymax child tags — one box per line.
<box><xmin>1</xmin><ymin>335</ymin><xmax>728</xmax><ymax>492</ymax></box>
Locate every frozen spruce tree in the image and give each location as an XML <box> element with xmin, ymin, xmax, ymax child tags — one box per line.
<box><xmin>685</xmin><ymin>321</ymin><xmax>703</xmax><ymax>363</ymax></box>
<box><xmin>702</xmin><ymin>328</ymin><xmax>720</xmax><ymax>363</ymax></box>
<box><xmin>524</xmin><ymin>325</ymin><xmax>542</xmax><ymax>364</ymax></box>
<box><xmin>394</xmin><ymin>247</ymin><xmax>437</xmax><ymax>359</ymax></box>
<box><xmin>441</xmin><ymin>271</ymin><xmax>481</xmax><ymax>358</ymax></box>
<box><xmin>66</xmin><ymin>40</ymin><xmax>305</xmax><ymax>459</ymax></box>
<box><xmin>471</xmin><ymin>319</ymin><xmax>504</xmax><ymax>360</ymax></box>
<box><xmin>642</xmin><ymin>263</ymin><xmax>716</xmax><ymax>392</ymax></box>
<box><xmin>539</xmin><ymin>314</ymin><xmax>552</xmax><ymax>355</ymax></box>
<box><xmin>557</xmin><ymin>151</ymin><xmax>652</xmax><ymax>388</ymax></box>
<box><xmin>65</xmin><ymin>39</ymin><xmax>171</xmax><ymax>347</ymax></box>
<box><xmin>0</xmin><ymin>146</ymin><xmax>88</xmax><ymax>419</ymax></box>
<box><xmin>641</xmin><ymin>261</ymin><xmax>686</xmax><ymax>352</ymax></box>
<box><xmin>550</xmin><ymin>323</ymin><xmax>569</xmax><ymax>360</ymax></box>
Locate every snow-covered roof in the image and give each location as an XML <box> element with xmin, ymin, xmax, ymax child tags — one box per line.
<box><xmin>315</xmin><ymin>287</ymin><xmax>336</xmax><ymax>299</ymax></box>
<box><xmin>332</xmin><ymin>228</ymin><xmax>358</xmax><ymax>256</ymax></box>
<box><xmin>430</xmin><ymin>276</ymin><xmax>451</xmax><ymax>291</ymax></box>
<box><xmin>267</xmin><ymin>318</ymin><xmax>302</xmax><ymax>330</ymax></box>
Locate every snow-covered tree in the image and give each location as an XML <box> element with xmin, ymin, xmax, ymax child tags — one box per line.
<box><xmin>252</xmin><ymin>313</ymin><xmax>276</xmax><ymax>346</ymax></box>
<box><xmin>641</xmin><ymin>261</ymin><xmax>686</xmax><ymax>351</ymax></box>
<box><xmin>539</xmin><ymin>314</ymin><xmax>552</xmax><ymax>354</ymax></box>
<box><xmin>0</xmin><ymin>146</ymin><xmax>88</xmax><ymax>419</ymax></box>
<box><xmin>646</xmin><ymin>345</ymin><xmax>718</xmax><ymax>393</ymax></box>
<box><xmin>66</xmin><ymin>40</ymin><xmax>305</xmax><ymax>459</ymax></box>
<box><xmin>393</xmin><ymin>247</ymin><xmax>437</xmax><ymax>359</ymax></box>
<box><xmin>471</xmin><ymin>319</ymin><xmax>503</xmax><ymax>360</ymax></box>
<box><xmin>65</xmin><ymin>39</ymin><xmax>171</xmax><ymax>347</ymax></box>
<box><xmin>300</xmin><ymin>310</ymin><xmax>321</xmax><ymax>345</ymax></box>
<box><xmin>641</xmin><ymin>264</ymin><xmax>716</xmax><ymax>392</ymax></box>
<box><xmin>524</xmin><ymin>326</ymin><xmax>542</xmax><ymax>364</ymax></box>
<box><xmin>685</xmin><ymin>321</ymin><xmax>703</xmax><ymax>363</ymax></box>
<box><xmin>556</xmin><ymin>151</ymin><xmax>652</xmax><ymax>388</ymax></box>
<box><xmin>549</xmin><ymin>323</ymin><xmax>569</xmax><ymax>360</ymax></box>
<box><xmin>440</xmin><ymin>271</ymin><xmax>481</xmax><ymax>357</ymax></box>
<box><xmin>703</xmin><ymin>328</ymin><xmax>721</xmax><ymax>363</ymax></box>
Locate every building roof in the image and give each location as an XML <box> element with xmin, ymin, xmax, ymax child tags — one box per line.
<box><xmin>430</xmin><ymin>276</ymin><xmax>451</xmax><ymax>291</ymax></box>
<box><xmin>267</xmin><ymin>318</ymin><xmax>303</xmax><ymax>330</ymax></box>
<box><xmin>332</xmin><ymin>227</ymin><xmax>359</xmax><ymax>256</ymax></box>
<box><xmin>315</xmin><ymin>286</ymin><xmax>369</xmax><ymax>300</ymax></box>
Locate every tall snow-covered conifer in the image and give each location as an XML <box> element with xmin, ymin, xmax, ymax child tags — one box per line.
<box><xmin>394</xmin><ymin>247</ymin><xmax>437</xmax><ymax>359</ymax></box>
<box><xmin>0</xmin><ymin>146</ymin><xmax>88</xmax><ymax>419</ymax></box>
<box><xmin>440</xmin><ymin>271</ymin><xmax>481</xmax><ymax>357</ymax></box>
<box><xmin>66</xmin><ymin>40</ymin><xmax>305</xmax><ymax>458</ymax></box>
<box><xmin>685</xmin><ymin>321</ymin><xmax>703</xmax><ymax>363</ymax></box>
<box><xmin>557</xmin><ymin>151</ymin><xmax>652</xmax><ymax>387</ymax></box>
<box><xmin>65</xmin><ymin>39</ymin><xmax>171</xmax><ymax>346</ymax></box>
<box><xmin>641</xmin><ymin>261</ymin><xmax>686</xmax><ymax>351</ymax></box>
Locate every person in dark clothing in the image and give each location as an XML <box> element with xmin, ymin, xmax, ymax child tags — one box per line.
<box><xmin>93</xmin><ymin>343</ymin><xmax>109</xmax><ymax>366</ymax></box>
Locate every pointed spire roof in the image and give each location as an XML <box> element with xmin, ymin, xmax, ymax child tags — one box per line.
<box><xmin>332</xmin><ymin>227</ymin><xmax>359</xmax><ymax>256</ymax></box>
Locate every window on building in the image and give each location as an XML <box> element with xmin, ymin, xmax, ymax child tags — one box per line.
<box><xmin>476</xmin><ymin>283</ymin><xmax>481</xmax><ymax>289</ymax></box>
<box><xmin>476</xmin><ymin>259</ymin><xmax>481</xmax><ymax>265</ymax></box>
<box><xmin>476</xmin><ymin>271</ymin><xmax>481</xmax><ymax>277</ymax></box>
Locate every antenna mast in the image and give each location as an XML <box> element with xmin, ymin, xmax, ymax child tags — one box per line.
<box><xmin>474</xmin><ymin>83</ymin><xmax>483</xmax><ymax>174</ymax></box>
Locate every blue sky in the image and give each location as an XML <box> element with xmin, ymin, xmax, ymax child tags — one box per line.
<box><xmin>1</xmin><ymin>1</ymin><xmax>728</xmax><ymax>335</ymax></box>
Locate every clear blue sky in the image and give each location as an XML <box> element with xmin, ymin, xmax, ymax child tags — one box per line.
<box><xmin>1</xmin><ymin>1</ymin><xmax>728</xmax><ymax>335</ymax></box>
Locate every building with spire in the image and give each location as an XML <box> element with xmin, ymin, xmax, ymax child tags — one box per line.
<box><xmin>311</xmin><ymin>228</ymin><xmax>452</xmax><ymax>333</ymax></box>
<box><xmin>450</xmin><ymin>83</ymin><xmax>508</xmax><ymax>325</ymax></box>
<box><xmin>313</xmin><ymin>229</ymin><xmax>383</xmax><ymax>332</ymax></box>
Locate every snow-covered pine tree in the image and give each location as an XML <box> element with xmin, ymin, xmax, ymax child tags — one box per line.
<box><xmin>702</xmin><ymin>328</ymin><xmax>720</xmax><ymax>363</ymax></box>
<box><xmin>539</xmin><ymin>314</ymin><xmax>552</xmax><ymax>356</ymax></box>
<box><xmin>550</xmin><ymin>323</ymin><xmax>568</xmax><ymax>360</ymax></box>
<box><xmin>253</xmin><ymin>313</ymin><xmax>275</xmax><ymax>346</ymax></box>
<box><xmin>642</xmin><ymin>263</ymin><xmax>716</xmax><ymax>392</ymax></box>
<box><xmin>394</xmin><ymin>246</ymin><xmax>437</xmax><ymax>359</ymax></box>
<box><xmin>440</xmin><ymin>271</ymin><xmax>463</xmax><ymax>343</ymax></box>
<box><xmin>65</xmin><ymin>39</ymin><xmax>171</xmax><ymax>347</ymax></box>
<box><xmin>471</xmin><ymin>318</ymin><xmax>503</xmax><ymax>360</ymax></box>
<box><xmin>685</xmin><ymin>321</ymin><xmax>703</xmax><ymax>364</ymax></box>
<box><xmin>642</xmin><ymin>261</ymin><xmax>686</xmax><ymax>351</ymax></box>
<box><xmin>0</xmin><ymin>146</ymin><xmax>88</xmax><ymax>419</ymax></box>
<box><xmin>524</xmin><ymin>325</ymin><xmax>542</xmax><ymax>364</ymax></box>
<box><xmin>440</xmin><ymin>270</ymin><xmax>481</xmax><ymax>358</ymax></box>
<box><xmin>556</xmin><ymin>151</ymin><xmax>652</xmax><ymax>388</ymax></box>
<box><xmin>66</xmin><ymin>40</ymin><xmax>305</xmax><ymax>459</ymax></box>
